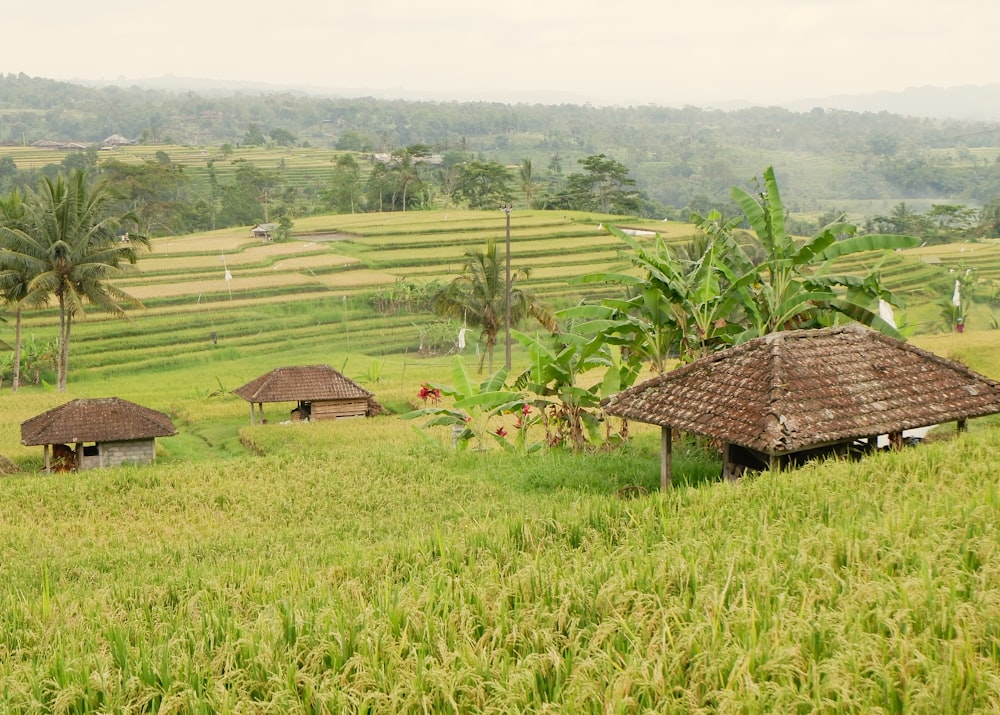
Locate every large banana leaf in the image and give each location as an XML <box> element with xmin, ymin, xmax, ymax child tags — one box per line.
<box><xmin>817</xmin><ymin>233</ymin><xmax>919</xmax><ymax>260</ymax></box>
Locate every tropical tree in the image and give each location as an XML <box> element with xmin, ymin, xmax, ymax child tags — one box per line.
<box><xmin>518</xmin><ymin>158</ymin><xmax>539</xmax><ymax>207</ymax></box>
<box><xmin>548</xmin><ymin>154</ymin><xmax>641</xmax><ymax>214</ymax></box>
<box><xmin>0</xmin><ymin>169</ymin><xmax>148</xmax><ymax>391</ymax></box>
<box><xmin>578</xmin><ymin>167</ymin><xmax>920</xmax><ymax>367</ymax></box>
<box><xmin>0</xmin><ymin>189</ymin><xmax>31</xmax><ymax>390</ymax></box>
<box><xmin>432</xmin><ymin>238</ymin><xmax>555</xmax><ymax>373</ymax></box>
<box><xmin>323</xmin><ymin>154</ymin><xmax>363</xmax><ymax>213</ymax></box>
<box><xmin>451</xmin><ymin>161</ymin><xmax>513</xmax><ymax>210</ymax></box>
<box><xmin>718</xmin><ymin>166</ymin><xmax>919</xmax><ymax>342</ymax></box>
<box><xmin>389</xmin><ymin>149</ymin><xmax>423</xmax><ymax>211</ymax></box>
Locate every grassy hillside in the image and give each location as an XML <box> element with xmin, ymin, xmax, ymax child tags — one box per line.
<box><xmin>1</xmin><ymin>403</ymin><xmax>1000</xmax><ymax>711</ymax></box>
<box><xmin>2</xmin><ymin>209</ymin><xmax>1000</xmax><ymax>711</ymax></box>
<box><xmin>15</xmin><ymin>207</ymin><xmax>994</xmax><ymax>390</ymax></box>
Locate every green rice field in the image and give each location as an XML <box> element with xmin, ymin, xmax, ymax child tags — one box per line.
<box><xmin>2</xmin><ymin>209</ymin><xmax>1000</xmax><ymax>712</ymax></box>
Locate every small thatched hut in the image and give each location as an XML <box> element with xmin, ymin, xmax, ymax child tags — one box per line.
<box><xmin>233</xmin><ymin>364</ymin><xmax>382</xmax><ymax>424</ymax></box>
<box><xmin>603</xmin><ymin>326</ymin><xmax>1000</xmax><ymax>488</ymax></box>
<box><xmin>21</xmin><ymin>397</ymin><xmax>176</xmax><ymax>472</ymax></box>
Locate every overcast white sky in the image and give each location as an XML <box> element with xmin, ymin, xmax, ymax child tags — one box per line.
<box><xmin>4</xmin><ymin>0</ymin><xmax>998</xmax><ymax>106</ymax></box>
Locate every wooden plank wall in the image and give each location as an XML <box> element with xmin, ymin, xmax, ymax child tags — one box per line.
<box><xmin>311</xmin><ymin>399</ymin><xmax>367</xmax><ymax>420</ymax></box>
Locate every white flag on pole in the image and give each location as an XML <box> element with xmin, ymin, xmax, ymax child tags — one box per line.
<box><xmin>224</xmin><ymin>269</ymin><xmax>233</xmax><ymax>282</ymax></box>
<box><xmin>953</xmin><ymin>280</ymin><xmax>961</xmax><ymax>307</ymax></box>
<box><xmin>457</xmin><ymin>327</ymin><xmax>468</xmax><ymax>350</ymax></box>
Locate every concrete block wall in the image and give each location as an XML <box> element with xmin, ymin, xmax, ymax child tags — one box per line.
<box><xmin>79</xmin><ymin>439</ymin><xmax>156</xmax><ymax>470</ymax></box>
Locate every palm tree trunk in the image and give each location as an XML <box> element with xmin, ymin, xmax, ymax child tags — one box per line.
<box><xmin>12</xmin><ymin>306</ymin><xmax>21</xmax><ymax>392</ymax></box>
<box><xmin>57</xmin><ymin>295</ymin><xmax>69</xmax><ymax>392</ymax></box>
<box><xmin>481</xmin><ymin>332</ymin><xmax>495</xmax><ymax>374</ymax></box>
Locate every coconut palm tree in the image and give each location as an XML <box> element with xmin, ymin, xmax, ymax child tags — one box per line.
<box><xmin>1</xmin><ymin>169</ymin><xmax>147</xmax><ymax>391</ymax></box>
<box><xmin>432</xmin><ymin>238</ymin><xmax>555</xmax><ymax>373</ymax></box>
<box><xmin>0</xmin><ymin>189</ymin><xmax>37</xmax><ymax>391</ymax></box>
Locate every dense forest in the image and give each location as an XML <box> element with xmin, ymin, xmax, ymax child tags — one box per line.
<box><xmin>4</xmin><ymin>72</ymin><xmax>1000</xmax><ymax>241</ymax></box>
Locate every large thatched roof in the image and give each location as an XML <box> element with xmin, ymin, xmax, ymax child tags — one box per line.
<box><xmin>603</xmin><ymin>326</ymin><xmax>1000</xmax><ymax>456</ymax></box>
<box><xmin>21</xmin><ymin>398</ymin><xmax>176</xmax><ymax>446</ymax></box>
<box><xmin>233</xmin><ymin>364</ymin><xmax>374</xmax><ymax>404</ymax></box>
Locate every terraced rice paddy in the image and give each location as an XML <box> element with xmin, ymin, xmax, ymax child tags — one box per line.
<box><xmin>15</xmin><ymin>208</ymin><xmax>989</xmax><ymax>388</ymax></box>
<box><xmin>4</xmin><ymin>207</ymin><xmax>1000</xmax><ymax>712</ymax></box>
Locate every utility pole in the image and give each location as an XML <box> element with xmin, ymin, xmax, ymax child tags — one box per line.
<box><xmin>500</xmin><ymin>202</ymin><xmax>513</xmax><ymax>371</ymax></box>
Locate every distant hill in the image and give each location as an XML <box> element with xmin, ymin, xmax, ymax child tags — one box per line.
<box><xmin>77</xmin><ymin>75</ymin><xmax>1000</xmax><ymax>122</ymax></box>
<box><xmin>6</xmin><ymin>73</ymin><xmax>1000</xmax><ymax>220</ymax></box>
<box><xmin>782</xmin><ymin>84</ymin><xmax>1000</xmax><ymax>122</ymax></box>
<box><xmin>74</xmin><ymin>74</ymin><xmax>596</xmax><ymax>106</ymax></box>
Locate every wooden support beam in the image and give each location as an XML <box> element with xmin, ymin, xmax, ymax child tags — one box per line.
<box><xmin>660</xmin><ymin>426</ymin><xmax>672</xmax><ymax>490</ymax></box>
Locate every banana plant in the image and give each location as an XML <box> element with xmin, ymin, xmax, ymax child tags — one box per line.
<box><xmin>512</xmin><ymin>324</ymin><xmax>638</xmax><ymax>451</ymax></box>
<box><xmin>721</xmin><ymin>166</ymin><xmax>919</xmax><ymax>342</ymax></box>
<box><xmin>402</xmin><ymin>357</ymin><xmax>525</xmax><ymax>450</ymax></box>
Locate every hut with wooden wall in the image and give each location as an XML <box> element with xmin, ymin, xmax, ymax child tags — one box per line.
<box><xmin>21</xmin><ymin>397</ymin><xmax>176</xmax><ymax>472</ymax></box>
<box><xmin>233</xmin><ymin>364</ymin><xmax>382</xmax><ymax>424</ymax></box>
<box><xmin>603</xmin><ymin>326</ymin><xmax>1000</xmax><ymax>489</ymax></box>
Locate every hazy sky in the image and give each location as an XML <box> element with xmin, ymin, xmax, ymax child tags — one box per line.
<box><xmin>5</xmin><ymin>0</ymin><xmax>998</xmax><ymax>106</ymax></box>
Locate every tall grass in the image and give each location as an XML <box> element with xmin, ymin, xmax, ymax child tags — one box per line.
<box><xmin>2</xmin><ymin>413</ymin><xmax>1000</xmax><ymax>712</ymax></box>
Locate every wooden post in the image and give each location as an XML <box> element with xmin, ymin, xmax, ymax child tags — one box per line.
<box><xmin>660</xmin><ymin>426</ymin><xmax>672</xmax><ymax>490</ymax></box>
<box><xmin>43</xmin><ymin>444</ymin><xmax>50</xmax><ymax>473</ymax></box>
<box><xmin>249</xmin><ymin>403</ymin><xmax>255</xmax><ymax>425</ymax></box>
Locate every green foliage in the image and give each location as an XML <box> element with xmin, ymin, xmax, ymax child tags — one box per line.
<box><xmin>513</xmin><ymin>326</ymin><xmax>635</xmax><ymax>451</ymax></box>
<box><xmin>0</xmin><ymin>169</ymin><xmax>148</xmax><ymax>390</ymax></box>
<box><xmin>547</xmin><ymin>153</ymin><xmax>642</xmax><ymax>215</ymax></box>
<box><xmin>242</xmin><ymin>122</ymin><xmax>266</xmax><ymax>147</ymax></box>
<box><xmin>432</xmin><ymin>238</ymin><xmax>554</xmax><ymax>373</ymax></box>
<box><xmin>218</xmin><ymin>160</ymin><xmax>281</xmax><ymax>227</ymax></box>
<box><xmin>268</xmin><ymin>127</ymin><xmax>297</xmax><ymax>147</ymax></box>
<box><xmin>451</xmin><ymin>160</ymin><xmax>513</xmax><ymax>210</ymax></box>
<box><xmin>403</xmin><ymin>356</ymin><xmax>524</xmax><ymax>450</ymax></box>
<box><xmin>323</xmin><ymin>153</ymin><xmax>362</xmax><ymax>213</ymax></box>
<box><xmin>572</xmin><ymin>168</ymin><xmax>920</xmax><ymax>367</ymax></box>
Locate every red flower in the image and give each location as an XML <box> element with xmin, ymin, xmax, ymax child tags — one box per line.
<box><xmin>521</xmin><ymin>404</ymin><xmax>532</xmax><ymax>416</ymax></box>
<box><xmin>418</xmin><ymin>383</ymin><xmax>441</xmax><ymax>404</ymax></box>
<box><xmin>495</xmin><ymin>426</ymin><xmax>508</xmax><ymax>437</ymax></box>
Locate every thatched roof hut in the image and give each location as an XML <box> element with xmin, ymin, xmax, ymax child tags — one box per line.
<box><xmin>603</xmin><ymin>326</ymin><xmax>1000</xmax><ymax>487</ymax></box>
<box><xmin>21</xmin><ymin>397</ymin><xmax>176</xmax><ymax>472</ymax></box>
<box><xmin>233</xmin><ymin>364</ymin><xmax>382</xmax><ymax>424</ymax></box>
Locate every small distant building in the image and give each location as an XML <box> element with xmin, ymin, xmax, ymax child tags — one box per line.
<box><xmin>251</xmin><ymin>223</ymin><xmax>276</xmax><ymax>241</ymax></box>
<box><xmin>102</xmin><ymin>133</ymin><xmax>133</xmax><ymax>147</ymax></box>
<box><xmin>21</xmin><ymin>397</ymin><xmax>176</xmax><ymax>472</ymax></box>
<box><xmin>233</xmin><ymin>365</ymin><xmax>382</xmax><ymax>424</ymax></box>
<box><xmin>31</xmin><ymin>139</ymin><xmax>88</xmax><ymax>150</ymax></box>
